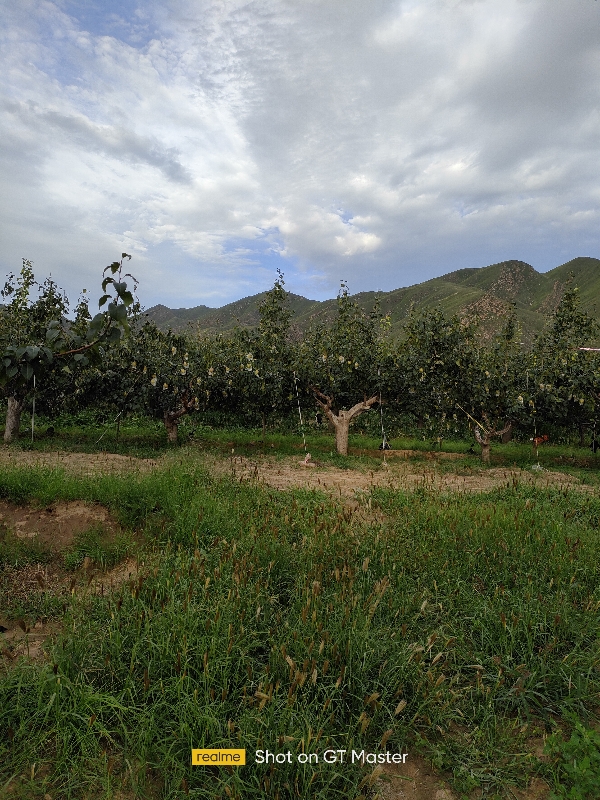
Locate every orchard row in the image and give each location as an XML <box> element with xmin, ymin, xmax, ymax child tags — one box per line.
<box><xmin>2</xmin><ymin>258</ymin><xmax>599</xmax><ymax>457</ymax></box>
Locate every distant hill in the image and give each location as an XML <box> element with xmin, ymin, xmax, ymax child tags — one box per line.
<box><xmin>145</xmin><ymin>256</ymin><xmax>600</xmax><ymax>342</ymax></box>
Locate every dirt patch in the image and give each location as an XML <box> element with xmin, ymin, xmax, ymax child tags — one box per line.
<box><xmin>1</xmin><ymin>561</ymin><xmax>69</xmax><ymax>607</ymax></box>
<box><xmin>0</xmin><ymin>448</ymin><xmax>158</xmax><ymax>476</ymax></box>
<box><xmin>0</xmin><ymin>557</ymin><xmax>143</xmax><ymax>669</ymax></box>
<box><xmin>0</xmin><ymin>499</ymin><xmax>141</xmax><ymax>670</ymax></box>
<box><xmin>375</xmin><ymin>754</ymin><xmax>551</xmax><ymax>800</ymax></box>
<box><xmin>87</xmin><ymin>556</ymin><xmax>142</xmax><ymax>595</ymax></box>
<box><xmin>376</xmin><ymin>754</ymin><xmax>458</xmax><ymax>799</ymax></box>
<box><xmin>211</xmin><ymin>454</ymin><xmax>585</xmax><ymax>499</ymax></box>
<box><xmin>509</xmin><ymin>778</ymin><xmax>552</xmax><ymax>800</ymax></box>
<box><xmin>0</xmin><ymin>617</ymin><xmax>62</xmax><ymax>663</ymax></box>
<box><xmin>0</xmin><ymin>500</ymin><xmax>119</xmax><ymax>552</ymax></box>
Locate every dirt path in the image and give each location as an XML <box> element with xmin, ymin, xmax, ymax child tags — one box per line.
<box><xmin>0</xmin><ymin>446</ymin><xmax>588</xmax><ymax>498</ymax></box>
<box><xmin>212</xmin><ymin>453</ymin><xmax>586</xmax><ymax>498</ymax></box>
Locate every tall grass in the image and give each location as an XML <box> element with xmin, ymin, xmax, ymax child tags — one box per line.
<box><xmin>1</xmin><ymin>462</ymin><xmax>600</xmax><ymax>798</ymax></box>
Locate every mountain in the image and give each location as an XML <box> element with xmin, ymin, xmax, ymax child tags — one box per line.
<box><xmin>145</xmin><ymin>256</ymin><xmax>600</xmax><ymax>342</ymax></box>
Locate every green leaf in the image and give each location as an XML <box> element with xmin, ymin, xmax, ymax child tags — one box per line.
<box><xmin>108</xmin><ymin>303</ymin><xmax>127</xmax><ymax>324</ymax></box>
<box><xmin>98</xmin><ymin>294</ymin><xmax>111</xmax><ymax>308</ymax></box>
<box><xmin>87</xmin><ymin>313</ymin><xmax>106</xmax><ymax>338</ymax></box>
<box><xmin>119</xmin><ymin>290</ymin><xmax>134</xmax><ymax>307</ymax></box>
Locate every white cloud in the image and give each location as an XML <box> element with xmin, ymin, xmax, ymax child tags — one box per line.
<box><xmin>1</xmin><ymin>0</ymin><xmax>600</xmax><ymax>307</ymax></box>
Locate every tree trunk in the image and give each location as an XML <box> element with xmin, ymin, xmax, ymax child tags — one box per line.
<box><xmin>334</xmin><ymin>415</ymin><xmax>351</xmax><ymax>455</ymax></box>
<box><xmin>163</xmin><ymin>393</ymin><xmax>196</xmax><ymax>445</ymax></box>
<box><xmin>474</xmin><ymin>418</ymin><xmax>510</xmax><ymax>464</ymax></box>
<box><xmin>480</xmin><ymin>440</ymin><xmax>491</xmax><ymax>463</ymax></box>
<box><xmin>501</xmin><ymin>428</ymin><xmax>512</xmax><ymax>444</ymax></box>
<box><xmin>164</xmin><ymin>413</ymin><xmax>179</xmax><ymax>444</ymax></box>
<box><xmin>4</xmin><ymin>396</ymin><xmax>24</xmax><ymax>443</ymax></box>
<box><xmin>312</xmin><ymin>390</ymin><xmax>379</xmax><ymax>457</ymax></box>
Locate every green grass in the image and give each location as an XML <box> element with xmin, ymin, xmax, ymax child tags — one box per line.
<box><xmin>62</xmin><ymin>526</ymin><xmax>134</xmax><ymax>572</ymax></box>
<box><xmin>0</xmin><ymin>524</ymin><xmax>52</xmax><ymax>569</ymax></box>
<box><xmin>1</xmin><ymin>458</ymin><xmax>600</xmax><ymax>798</ymax></box>
<box><xmin>7</xmin><ymin>409</ymin><xmax>600</xmax><ymax>483</ymax></box>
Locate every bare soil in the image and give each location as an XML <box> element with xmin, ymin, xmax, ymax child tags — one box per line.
<box><xmin>0</xmin><ymin>499</ymin><xmax>142</xmax><ymax>669</ymax></box>
<box><xmin>0</xmin><ymin>499</ymin><xmax>119</xmax><ymax>551</ymax></box>
<box><xmin>376</xmin><ymin>754</ymin><xmax>551</xmax><ymax>800</ymax></box>
<box><xmin>214</xmin><ymin>453</ymin><xmax>584</xmax><ymax>499</ymax></box>
<box><xmin>376</xmin><ymin>755</ymin><xmax>459</xmax><ymax>799</ymax></box>
<box><xmin>0</xmin><ymin>446</ymin><xmax>587</xmax><ymax>498</ymax></box>
<box><xmin>0</xmin><ymin>556</ymin><xmax>142</xmax><ymax>668</ymax></box>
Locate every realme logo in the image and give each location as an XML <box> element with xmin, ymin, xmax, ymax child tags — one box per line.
<box><xmin>192</xmin><ymin>749</ymin><xmax>246</xmax><ymax>766</ymax></box>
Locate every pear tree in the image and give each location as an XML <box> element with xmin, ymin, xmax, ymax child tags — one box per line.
<box><xmin>298</xmin><ymin>285</ymin><xmax>388</xmax><ymax>455</ymax></box>
<box><xmin>1</xmin><ymin>255</ymin><xmax>135</xmax><ymax>442</ymax></box>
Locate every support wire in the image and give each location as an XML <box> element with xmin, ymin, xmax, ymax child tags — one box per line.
<box><xmin>293</xmin><ymin>371</ymin><xmax>307</xmax><ymax>453</ymax></box>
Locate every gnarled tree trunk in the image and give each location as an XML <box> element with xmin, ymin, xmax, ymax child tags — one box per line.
<box><xmin>163</xmin><ymin>392</ymin><xmax>196</xmax><ymax>444</ymax></box>
<box><xmin>164</xmin><ymin>412</ymin><xmax>179</xmax><ymax>443</ymax></box>
<box><xmin>476</xmin><ymin>430</ymin><xmax>492</xmax><ymax>464</ymax></box>
<box><xmin>474</xmin><ymin>417</ymin><xmax>511</xmax><ymax>464</ymax></box>
<box><xmin>4</xmin><ymin>395</ymin><xmax>25</xmax><ymax>443</ymax></box>
<box><xmin>312</xmin><ymin>389</ymin><xmax>378</xmax><ymax>456</ymax></box>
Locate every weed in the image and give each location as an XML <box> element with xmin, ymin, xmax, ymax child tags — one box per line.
<box><xmin>0</xmin><ymin>525</ymin><xmax>51</xmax><ymax>568</ymax></box>
<box><xmin>62</xmin><ymin>525</ymin><xmax>132</xmax><ymax>571</ymax></box>
<box><xmin>1</xmin><ymin>444</ymin><xmax>600</xmax><ymax>797</ymax></box>
<box><xmin>545</xmin><ymin>720</ymin><xmax>600</xmax><ymax>799</ymax></box>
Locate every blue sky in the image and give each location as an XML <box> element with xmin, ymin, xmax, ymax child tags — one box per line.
<box><xmin>1</xmin><ymin>0</ymin><xmax>599</xmax><ymax>309</ymax></box>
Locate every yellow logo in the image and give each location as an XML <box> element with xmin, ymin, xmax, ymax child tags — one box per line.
<box><xmin>192</xmin><ymin>749</ymin><xmax>246</xmax><ymax>766</ymax></box>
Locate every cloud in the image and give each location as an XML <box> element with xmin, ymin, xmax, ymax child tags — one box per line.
<box><xmin>1</xmin><ymin>0</ymin><xmax>600</xmax><ymax>307</ymax></box>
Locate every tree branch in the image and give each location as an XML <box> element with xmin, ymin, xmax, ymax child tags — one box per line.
<box><xmin>165</xmin><ymin>391</ymin><xmax>196</xmax><ymax>423</ymax></box>
<box><xmin>474</xmin><ymin>426</ymin><xmax>486</xmax><ymax>445</ymax></box>
<box><xmin>57</xmin><ymin>316</ymin><xmax>113</xmax><ymax>358</ymax></box>
<box><xmin>345</xmin><ymin>395</ymin><xmax>379</xmax><ymax>422</ymax></box>
<box><xmin>310</xmin><ymin>386</ymin><xmax>333</xmax><ymax>411</ymax></box>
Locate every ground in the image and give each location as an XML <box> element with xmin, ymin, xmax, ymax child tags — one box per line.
<box><xmin>0</xmin><ymin>445</ymin><xmax>569</xmax><ymax>799</ymax></box>
<box><xmin>0</xmin><ymin>445</ymin><xmax>586</xmax><ymax>496</ymax></box>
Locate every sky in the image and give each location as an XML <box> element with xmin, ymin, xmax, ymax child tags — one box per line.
<box><xmin>1</xmin><ymin>0</ymin><xmax>599</xmax><ymax>310</ymax></box>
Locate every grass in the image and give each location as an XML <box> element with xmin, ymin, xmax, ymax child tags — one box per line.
<box><xmin>61</xmin><ymin>526</ymin><xmax>134</xmax><ymax>572</ymax></box>
<box><xmin>1</xmin><ymin>451</ymin><xmax>600</xmax><ymax>799</ymax></box>
<box><xmin>0</xmin><ymin>524</ymin><xmax>52</xmax><ymax>569</ymax></box>
<box><xmin>8</xmin><ymin>408</ymin><xmax>600</xmax><ymax>472</ymax></box>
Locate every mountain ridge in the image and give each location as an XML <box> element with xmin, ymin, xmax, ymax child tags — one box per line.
<box><xmin>145</xmin><ymin>256</ymin><xmax>600</xmax><ymax>342</ymax></box>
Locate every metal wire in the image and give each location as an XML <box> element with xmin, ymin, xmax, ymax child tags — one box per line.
<box><xmin>94</xmin><ymin>411</ymin><xmax>123</xmax><ymax>446</ymax></box>
<box><xmin>293</xmin><ymin>371</ymin><xmax>307</xmax><ymax>453</ymax></box>
<box><xmin>378</xmin><ymin>368</ymin><xmax>387</xmax><ymax>450</ymax></box>
<box><xmin>31</xmin><ymin>374</ymin><xmax>36</xmax><ymax>443</ymax></box>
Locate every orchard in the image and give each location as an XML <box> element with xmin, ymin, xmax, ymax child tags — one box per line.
<box><xmin>3</xmin><ymin>257</ymin><xmax>600</xmax><ymax>800</ymax></box>
<box><xmin>2</xmin><ymin>257</ymin><xmax>600</xmax><ymax>458</ymax></box>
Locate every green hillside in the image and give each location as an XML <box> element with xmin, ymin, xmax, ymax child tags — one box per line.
<box><xmin>145</xmin><ymin>256</ymin><xmax>600</xmax><ymax>341</ymax></box>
